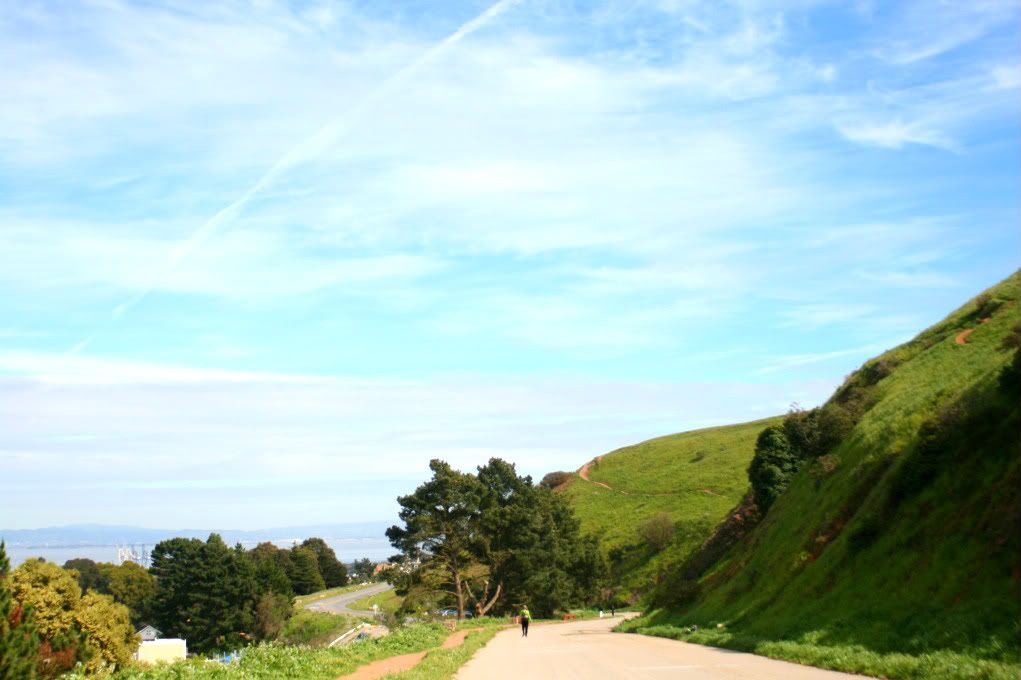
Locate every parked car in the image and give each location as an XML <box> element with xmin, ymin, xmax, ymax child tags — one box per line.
<box><xmin>436</xmin><ymin>608</ymin><xmax>473</xmax><ymax>618</ymax></box>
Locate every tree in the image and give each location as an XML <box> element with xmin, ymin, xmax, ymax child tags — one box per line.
<box><xmin>248</xmin><ymin>543</ymin><xmax>294</xmax><ymax>597</ymax></box>
<box><xmin>149</xmin><ymin>535</ymin><xmax>259</xmax><ymax>653</ymax></box>
<box><xmin>387</xmin><ymin>459</ymin><xmax>484</xmax><ymax>620</ymax></box>
<box><xmin>639</xmin><ymin>512</ymin><xmax>675</xmax><ymax>551</ymax></box>
<box><xmin>62</xmin><ymin>559</ymin><xmax>109</xmax><ymax>594</ymax></box>
<box><xmin>253</xmin><ymin>592</ymin><xmax>292</xmax><ymax>640</ymax></box>
<box><xmin>748</xmin><ymin>425</ymin><xmax>799</xmax><ymax>513</ymax></box>
<box><xmin>388</xmin><ymin>458</ymin><xmax>606</xmax><ymax>620</ymax></box>
<box><xmin>300</xmin><ymin>538</ymin><xmax>348</xmax><ymax>588</ymax></box>
<box><xmin>99</xmin><ymin>562</ymin><xmax>155</xmax><ymax>626</ymax></box>
<box><xmin>10</xmin><ymin>559</ymin><xmax>84</xmax><ymax>675</ymax></box>
<box><xmin>351</xmin><ymin>558</ymin><xmax>376</xmax><ymax>581</ymax></box>
<box><xmin>1</xmin><ymin>542</ymin><xmax>38</xmax><ymax>680</ymax></box>
<box><xmin>287</xmin><ymin>547</ymin><xmax>326</xmax><ymax>596</ymax></box>
<box><xmin>73</xmin><ymin>592</ymin><xmax>137</xmax><ymax>673</ymax></box>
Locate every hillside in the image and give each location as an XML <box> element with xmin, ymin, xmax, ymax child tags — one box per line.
<box><xmin>621</xmin><ymin>272</ymin><xmax>1021</xmax><ymax>679</ymax></box>
<box><xmin>561</xmin><ymin>416</ymin><xmax>782</xmax><ymax>593</ymax></box>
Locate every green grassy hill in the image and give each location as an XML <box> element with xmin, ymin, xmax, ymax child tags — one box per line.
<box><xmin>561</xmin><ymin>416</ymin><xmax>782</xmax><ymax>593</ymax></box>
<box><xmin>621</xmin><ymin>272</ymin><xmax>1021</xmax><ymax>679</ymax></box>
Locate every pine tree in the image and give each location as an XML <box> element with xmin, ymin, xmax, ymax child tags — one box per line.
<box><xmin>0</xmin><ymin>541</ymin><xmax>38</xmax><ymax>680</ymax></box>
<box><xmin>287</xmin><ymin>547</ymin><xmax>325</xmax><ymax>595</ymax></box>
<box><xmin>300</xmin><ymin>538</ymin><xmax>348</xmax><ymax>588</ymax></box>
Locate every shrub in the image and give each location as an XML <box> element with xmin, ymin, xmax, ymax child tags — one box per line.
<box><xmin>639</xmin><ymin>513</ymin><xmax>676</xmax><ymax>551</ymax></box>
<box><xmin>540</xmin><ymin>471</ymin><xmax>573</xmax><ymax>489</ymax></box>
<box><xmin>748</xmin><ymin>426</ymin><xmax>799</xmax><ymax>513</ymax></box>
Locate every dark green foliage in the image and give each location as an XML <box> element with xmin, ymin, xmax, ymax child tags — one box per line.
<box><xmin>287</xmin><ymin>547</ymin><xmax>326</xmax><ymax>596</ymax></box>
<box><xmin>351</xmin><ymin>558</ymin><xmax>376</xmax><ymax>581</ymax></box>
<box><xmin>539</xmin><ymin>471</ymin><xmax>572</xmax><ymax>489</ymax></box>
<box><xmin>149</xmin><ymin>534</ymin><xmax>259</xmax><ymax>653</ymax></box>
<box><xmin>388</xmin><ymin>458</ymin><xmax>605</xmax><ymax>619</ymax></box>
<box><xmin>248</xmin><ymin>542</ymin><xmax>294</xmax><ymax>598</ymax></box>
<box><xmin>62</xmin><ymin>559</ymin><xmax>109</xmax><ymax>594</ymax></box>
<box><xmin>747</xmin><ymin>426</ymin><xmax>799</xmax><ymax>513</ymax></box>
<box><xmin>300</xmin><ymin>538</ymin><xmax>347</xmax><ymax>589</ymax></box>
<box><xmin>0</xmin><ymin>542</ymin><xmax>38</xmax><ymax>680</ymax></box>
<box><xmin>100</xmin><ymin>562</ymin><xmax>156</xmax><ymax>627</ymax></box>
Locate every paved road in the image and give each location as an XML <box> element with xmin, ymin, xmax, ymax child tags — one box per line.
<box><xmin>456</xmin><ymin>616</ymin><xmax>869</xmax><ymax>680</ymax></box>
<box><xmin>304</xmin><ymin>582</ymin><xmax>393</xmax><ymax>616</ymax></box>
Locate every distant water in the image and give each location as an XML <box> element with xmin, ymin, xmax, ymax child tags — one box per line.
<box><xmin>7</xmin><ymin>537</ymin><xmax>394</xmax><ymax>567</ymax></box>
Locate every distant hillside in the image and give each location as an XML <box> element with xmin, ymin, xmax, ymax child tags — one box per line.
<box><xmin>622</xmin><ymin>272</ymin><xmax>1021</xmax><ymax>679</ymax></box>
<box><xmin>561</xmin><ymin>416</ymin><xmax>781</xmax><ymax>594</ymax></box>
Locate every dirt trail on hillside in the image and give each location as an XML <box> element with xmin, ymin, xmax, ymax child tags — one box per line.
<box><xmin>579</xmin><ymin>457</ymin><xmax>615</xmax><ymax>490</ymax></box>
<box><xmin>340</xmin><ymin>629</ymin><xmax>470</xmax><ymax>679</ymax></box>
<box><xmin>955</xmin><ymin>317</ymin><xmax>991</xmax><ymax>345</ymax></box>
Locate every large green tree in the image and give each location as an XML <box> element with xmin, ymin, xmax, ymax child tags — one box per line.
<box><xmin>0</xmin><ymin>542</ymin><xmax>38</xmax><ymax>680</ymax></box>
<box><xmin>248</xmin><ymin>542</ymin><xmax>294</xmax><ymax>597</ymax></box>
<box><xmin>300</xmin><ymin>538</ymin><xmax>348</xmax><ymax>589</ymax></box>
<box><xmin>149</xmin><ymin>534</ymin><xmax>258</xmax><ymax>652</ymax></box>
<box><xmin>63</xmin><ymin>559</ymin><xmax>109</xmax><ymax>594</ymax></box>
<box><xmin>388</xmin><ymin>458</ymin><xmax>606</xmax><ymax>619</ymax></box>
<box><xmin>286</xmin><ymin>546</ymin><xmax>325</xmax><ymax>595</ymax></box>
<box><xmin>98</xmin><ymin>562</ymin><xmax>155</xmax><ymax>626</ymax></box>
<box><xmin>387</xmin><ymin>459</ymin><xmax>483</xmax><ymax>619</ymax></box>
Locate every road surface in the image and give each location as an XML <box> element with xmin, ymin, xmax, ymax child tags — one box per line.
<box><xmin>456</xmin><ymin>615</ymin><xmax>869</xmax><ymax>680</ymax></box>
<box><xmin>304</xmin><ymin>582</ymin><xmax>393</xmax><ymax>616</ymax></box>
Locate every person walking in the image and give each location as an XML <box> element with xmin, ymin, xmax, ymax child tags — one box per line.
<box><xmin>519</xmin><ymin>605</ymin><xmax>532</xmax><ymax>637</ymax></box>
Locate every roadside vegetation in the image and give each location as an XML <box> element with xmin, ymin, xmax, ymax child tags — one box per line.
<box><xmin>349</xmin><ymin>588</ymin><xmax>403</xmax><ymax>615</ymax></box>
<box><xmin>619</xmin><ymin>272</ymin><xmax>1021</xmax><ymax>679</ymax></box>
<box><xmin>67</xmin><ymin>622</ymin><xmax>450</xmax><ymax>680</ymax></box>
<box><xmin>384</xmin><ymin>625</ymin><xmax>504</xmax><ymax>680</ymax></box>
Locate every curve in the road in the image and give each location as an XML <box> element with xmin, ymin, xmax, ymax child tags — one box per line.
<box><xmin>305</xmin><ymin>582</ymin><xmax>394</xmax><ymax>616</ymax></box>
<box><xmin>456</xmin><ymin>615</ymin><xmax>870</xmax><ymax>680</ymax></box>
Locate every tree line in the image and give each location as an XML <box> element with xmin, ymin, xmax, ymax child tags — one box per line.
<box><xmin>386</xmin><ymin>458</ymin><xmax>606</xmax><ymax>619</ymax></box>
<box><xmin>0</xmin><ymin>535</ymin><xmax>362</xmax><ymax>677</ymax></box>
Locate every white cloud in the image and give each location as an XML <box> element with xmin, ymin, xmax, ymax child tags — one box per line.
<box><xmin>835</xmin><ymin>119</ymin><xmax>958</xmax><ymax>151</ymax></box>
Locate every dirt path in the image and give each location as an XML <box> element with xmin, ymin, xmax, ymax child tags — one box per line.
<box><xmin>955</xmin><ymin>328</ymin><xmax>975</xmax><ymax>345</ymax></box>
<box><xmin>955</xmin><ymin>317</ymin><xmax>991</xmax><ymax>345</ymax></box>
<box><xmin>456</xmin><ymin>616</ymin><xmax>870</xmax><ymax>680</ymax></box>
<box><xmin>340</xmin><ymin>629</ymin><xmax>470</xmax><ymax>679</ymax></box>
<box><xmin>578</xmin><ymin>457</ymin><xmax>614</xmax><ymax>490</ymax></box>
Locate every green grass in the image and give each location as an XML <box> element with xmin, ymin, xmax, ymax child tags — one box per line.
<box><xmin>349</xmin><ymin>587</ymin><xmax>403</xmax><ymax>614</ymax></box>
<box><xmin>70</xmin><ymin>623</ymin><xmax>450</xmax><ymax>680</ymax></box>
<box><xmin>561</xmin><ymin>416</ymin><xmax>782</xmax><ymax>590</ymax></box>
<box><xmin>279</xmin><ymin>609</ymin><xmax>355</xmax><ymax>646</ymax></box>
<box><xmin>383</xmin><ymin>627</ymin><xmax>504</xmax><ymax>680</ymax></box>
<box><xmin>620</xmin><ymin>272</ymin><xmax>1021</xmax><ymax>679</ymax></box>
<box><xmin>293</xmin><ymin>582</ymin><xmax>379</xmax><ymax>607</ymax></box>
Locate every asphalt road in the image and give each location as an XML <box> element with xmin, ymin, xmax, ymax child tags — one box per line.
<box><xmin>303</xmin><ymin>582</ymin><xmax>393</xmax><ymax>616</ymax></box>
<box><xmin>456</xmin><ymin>616</ymin><xmax>869</xmax><ymax>680</ymax></box>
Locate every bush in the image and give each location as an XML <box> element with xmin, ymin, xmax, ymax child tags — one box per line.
<box><xmin>748</xmin><ymin>426</ymin><xmax>799</xmax><ymax>513</ymax></box>
<box><xmin>639</xmin><ymin>513</ymin><xmax>675</xmax><ymax>551</ymax></box>
<box><xmin>540</xmin><ymin>471</ymin><xmax>573</xmax><ymax>489</ymax></box>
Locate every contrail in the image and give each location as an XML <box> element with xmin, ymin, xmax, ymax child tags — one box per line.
<box><xmin>69</xmin><ymin>0</ymin><xmax>522</xmax><ymax>355</ymax></box>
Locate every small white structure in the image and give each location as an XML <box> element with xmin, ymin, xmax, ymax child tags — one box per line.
<box><xmin>137</xmin><ymin>625</ymin><xmax>161</xmax><ymax>642</ymax></box>
<box><xmin>136</xmin><ymin>639</ymin><xmax>187</xmax><ymax>664</ymax></box>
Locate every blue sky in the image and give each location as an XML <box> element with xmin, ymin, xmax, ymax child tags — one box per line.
<box><xmin>1</xmin><ymin>0</ymin><xmax>1018</xmax><ymax>530</ymax></box>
